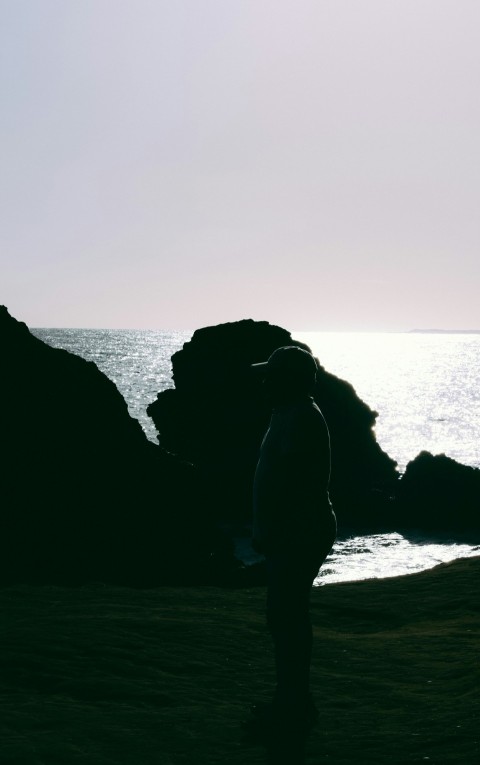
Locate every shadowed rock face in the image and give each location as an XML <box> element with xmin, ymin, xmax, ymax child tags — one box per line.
<box><xmin>0</xmin><ymin>306</ymin><xmax>233</xmax><ymax>586</ymax></box>
<box><xmin>3</xmin><ymin>307</ymin><xmax>475</xmax><ymax>586</ymax></box>
<box><xmin>147</xmin><ymin>319</ymin><xmax>399</xmax><ymax>531</ymax></box>
<box><xmin>397</xmin><ymin>451</ymin><xmax>480</xmax><ymax>534</ymax></box>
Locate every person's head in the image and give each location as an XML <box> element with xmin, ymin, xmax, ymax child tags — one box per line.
<box><xmin>253</xmin><ymin>346</ymin><xmax>318</xmax><ymax>405</ymax></box>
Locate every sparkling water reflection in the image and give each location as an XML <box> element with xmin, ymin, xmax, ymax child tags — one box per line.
<box><xmin>33</xmin><ymin>328</ymin><xmax>192</xmax><ymax>442</ymax></box>
<box><xmin>295</xmin><ymin>332</ymin><xmax>480</xmax><ymax>472</ymax></box>
<box><xmin>315</xmin><ymin>533</ymin><xmax>480</xmax><ymax>585</ymax></box>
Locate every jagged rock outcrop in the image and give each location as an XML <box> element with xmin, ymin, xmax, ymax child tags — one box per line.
<box><xmin>0</xmin><ymin>306</ymin><xmax>234</xmax><ymax>585</ymax></box>
<box><xmin>396</xmin><ymin>451</ymin><xmax>480</xmax><ymax>534</ymax></box>
<box><xmin>147</xmin><ymin>320</ymin><xmax>399</xmax><ymax>530</ymax></box>
<box><xmin>5</xmin><ymin>305</ymin><xmax>474</xmax><ymax>583</ymax></box>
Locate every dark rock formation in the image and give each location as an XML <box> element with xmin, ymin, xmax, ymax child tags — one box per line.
<box><xmin>396</xmin><ymin>451</ymin><xmax>480</xmax><ymax>535</ymax></box>
<box><xmin>5</xmin><ymin>306</ymin><xmax>474</xmax><ymax>585</ymax></box>
<box><xmin>147</xmin><ymin>320</ymin><xmax>399</xmax><ymax>531</ymax></box>
<box><xmin>0</xmin><ymin>306</ymin><xmax>235</xmax><ymax>585</ymax></box>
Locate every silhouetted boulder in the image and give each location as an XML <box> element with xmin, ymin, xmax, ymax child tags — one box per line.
<box><xmin>0</xmin><ymin>306</ymin><xmax>234</xmax><ymax>585</ymax></box>
<box><xmin>147</xmin><ymin>320</ymin><xmax>399</xmax><ymax>531</ymax></box>
<box><xmin>6</xmin><ymin>305</ymin><xmax>475</xmax><ymax>582</ymax></box>
<box><xmin>396</xmin><ymin>451</ymin><xmax>480</xmax><ymax>535</ymax></box>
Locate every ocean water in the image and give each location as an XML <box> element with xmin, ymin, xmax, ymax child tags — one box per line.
<box><xmin>33</xmin><ymin>328</ymin><xmax>191</xmax><ymax>444</ymax></box>
<box><xmin>32</xmin><ymin>328</ymin><xmax>480</xmax><ymax>584</ymax></box>
<box><xmin>296</xmin><ymin>331</ymin><xmax>480</xmax><ymax>473</ymax></box>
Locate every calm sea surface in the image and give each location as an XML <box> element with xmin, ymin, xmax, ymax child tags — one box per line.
<box><xmin>32</xmin><ymin>328</ymin><xmax>480</xmax><ymax>584</ymax></box>
<box><xmin>296</xmin><ymin>331</ymin><xmax>480</xmax><ymax>473</ymax></box>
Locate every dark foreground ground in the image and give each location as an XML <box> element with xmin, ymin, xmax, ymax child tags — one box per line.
<box><xmin>1</xmin><ymin>557</ymin><xmax>479</xmax><ymax>765</ymax></box>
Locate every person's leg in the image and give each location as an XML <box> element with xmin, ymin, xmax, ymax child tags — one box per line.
<box><xmin>242</xmin><ymin>533</ymin><xmax>335</xmax><ymax>745</ymax></box>
<box><xmin>266</xmin><ymin>515</ymin><xmax>337</xmax><ymax>719</ymax></box>
<box><xmin>267</xmin><ymin>557</ymin><xmax>317</xmax><ymax>716</ymax></box>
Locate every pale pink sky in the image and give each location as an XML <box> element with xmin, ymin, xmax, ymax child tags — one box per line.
<box><xmin>2</xmin><ymin>1</ymin><xmax>479</xmax><ymax>330</ymax></box>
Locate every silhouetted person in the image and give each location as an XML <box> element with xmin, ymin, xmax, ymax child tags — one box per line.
<box><xmin>248</xmin><ymin>346</ymin><xmax>336</xmax><ymax>752</ymax></box>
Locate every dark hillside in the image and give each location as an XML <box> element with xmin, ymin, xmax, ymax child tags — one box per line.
<box><xmin>0</xmin><ymin>306</ymin><xmax>232</xmax><ymax>585</ymax></box>
<box><xmin>1</xmin><ymin>556</ymin><xmax>478</xmax><ymax>764</ymax></box>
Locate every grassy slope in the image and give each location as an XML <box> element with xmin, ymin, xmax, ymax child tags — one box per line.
<box><xmin>1</xmin><ymin>557</ymin><xmax>479</xmax><ymax>765</ymax></box>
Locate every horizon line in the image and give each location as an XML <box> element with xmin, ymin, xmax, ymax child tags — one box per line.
<box><xmin>30</xmin><ymin>325</ymin><xmax>480</xmax><ymax>335</ymax></box>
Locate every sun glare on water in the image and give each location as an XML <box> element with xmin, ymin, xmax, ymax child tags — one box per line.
<box><xmin>295</xmin><ymin>331</ymin><xmax>480</xmax><ymax>472</ymax></box>
<box><xmin>316</xmin><ymin>533</ymin><xmax>480</xmax><ymax>585</ymax></box>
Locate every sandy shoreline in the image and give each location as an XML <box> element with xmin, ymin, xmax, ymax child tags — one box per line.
<box><xmin>1</xmin><ymin>556</ymin><xmax>479</xmax><ymax>764</ymax></box>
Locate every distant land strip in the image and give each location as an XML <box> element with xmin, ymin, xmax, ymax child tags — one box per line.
<box><xmin>409</xmin><ymin>328</ymin><xmax>480</xmax><ymax>334</ymax></box>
